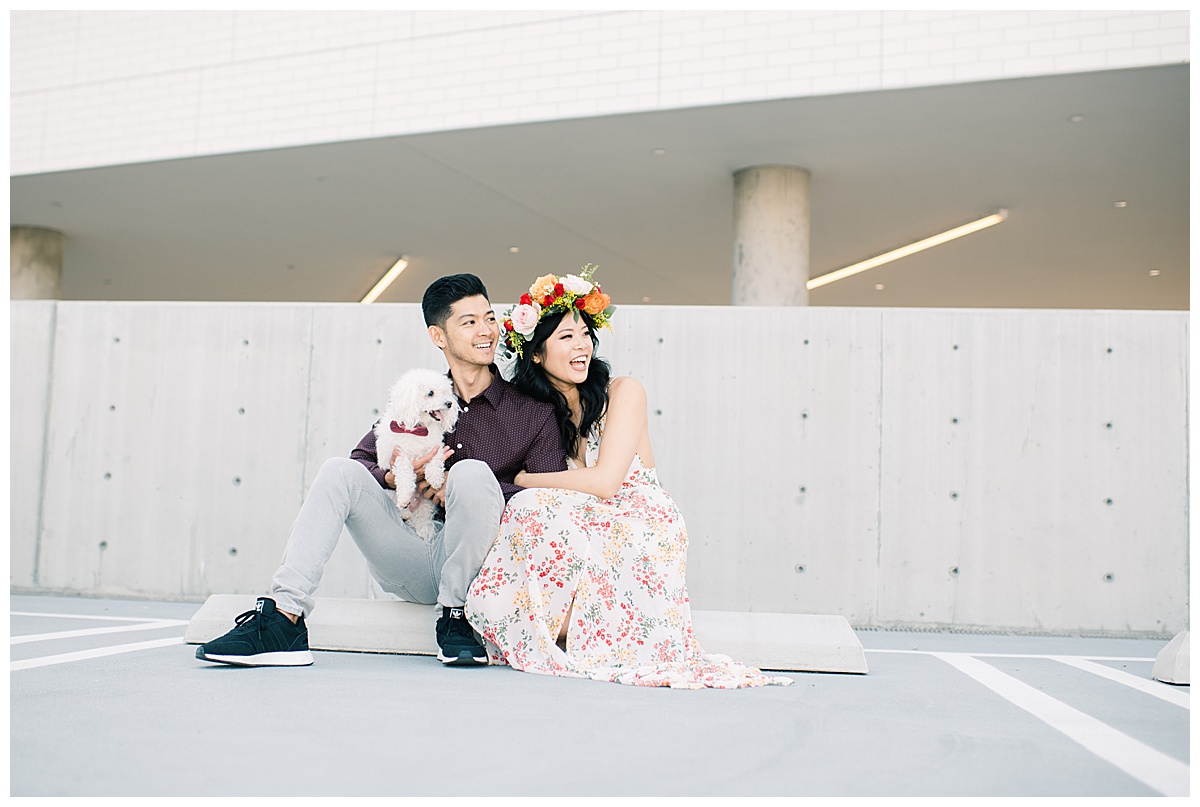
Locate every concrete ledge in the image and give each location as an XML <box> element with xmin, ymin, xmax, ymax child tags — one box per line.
<box><xmin>691</xmin><ymin>610</ymin><xmax>868</xmax><ymax>674</ymax></box>
<box><xmin>1152</xmin><ymin>630</ymin><xmax>1189</xmax><ymax>685</ymax></box>
<box><xmin>186</xmin><ymin>595</ymin><xmax>868</xmax><ymax>674</ymax></box>
<box><xmin>185</xmin><ymin>596</ymin><xmax>440</xmax><ymax>655</ymax></box>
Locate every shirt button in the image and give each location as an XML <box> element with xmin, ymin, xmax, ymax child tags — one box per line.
<box><xmin>456</xmin><ymin>444</ymin><xmax>463</xmax><ymax>449</ymax></box>
<box><xmin>463</xmin><ymin>406</ymin><xmax>469</xmax><ymax>412</ymax></box>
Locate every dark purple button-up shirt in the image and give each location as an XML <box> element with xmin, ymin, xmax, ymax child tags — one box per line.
<box><xmin>351</xmin><ymin>368</ymin><xmax>566</xmax><ymax>502</ymax></box>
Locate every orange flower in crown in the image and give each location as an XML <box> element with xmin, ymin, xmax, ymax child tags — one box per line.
<box><xmin>581</xmin><ymin>289</ymin><xmax>610</xmax><ymax>315</ymax></box>
<box><xmin>500</xmin><ymin>263</ymin><xmax>616</xmax><ymax>359</ymax></box>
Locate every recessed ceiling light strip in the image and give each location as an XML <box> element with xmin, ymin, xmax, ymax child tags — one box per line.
<box><xmin>361</xmin><ymin>256</ymin><xmax>409</xmax><ymax>304</ymax></box>
<box><xmin>808</xmin><ymin>209</ymin><xmax>1008</xmax><ymax>290</ymax></box>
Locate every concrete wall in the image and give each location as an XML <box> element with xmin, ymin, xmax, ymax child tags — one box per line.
<box><xmin>10</xmin><ymin>301</ymin><xmax>1189</xmax><ymax>636</ymax></box>
<box><xmin>11</xmin><ymin>10</ymin><xmax>1189</xmax><ymax>175</ymax></box>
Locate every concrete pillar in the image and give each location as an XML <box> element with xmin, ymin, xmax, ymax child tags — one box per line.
<box><xmin>11</xmin><ymin>226</ymin><xmax>65</xmax><ymax>300</ymax></box>
<box><xmin>731</xmin><ymin>165</ymin><xmax>810</xmax><ymax>306</ymax></box>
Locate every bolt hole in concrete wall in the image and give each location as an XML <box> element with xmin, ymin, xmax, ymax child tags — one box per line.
<box><xmin>8</xmin><ymin>302</ymin><xmax>1189</xmax><ymax>635</ymax></box>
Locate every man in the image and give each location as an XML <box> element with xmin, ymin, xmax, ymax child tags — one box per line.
<box><xmin>196</xmin><ymin>274</ymin><xmax>566</xmax><ymax>667</ymax></box>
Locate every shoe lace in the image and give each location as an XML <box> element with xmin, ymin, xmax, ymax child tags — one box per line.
<box><xmin>232</xmin><ymin>608</ymin><xmax>264</xmax><ymax>636</ymax></box>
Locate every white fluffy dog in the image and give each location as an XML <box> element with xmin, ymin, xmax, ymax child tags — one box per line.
<box><xmin>374</xmin><ymin>368</ymin><xmax>460</xmax><ymax>540</ymax></box>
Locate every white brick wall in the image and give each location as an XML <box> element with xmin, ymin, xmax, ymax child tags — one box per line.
<box><xmin>10</xmin><ymin>9</ymin><xmax>1190</xmax><ymax>175</ymax></box>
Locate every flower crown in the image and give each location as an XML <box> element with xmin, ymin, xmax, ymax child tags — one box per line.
<box><xmin>500</xmin><ymin>263</ymin><xmax>616</xmax><ymax>359</ymax></box>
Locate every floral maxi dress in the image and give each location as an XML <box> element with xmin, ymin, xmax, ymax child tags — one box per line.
<box><xmin>465</xmin><ymin>419</ymin><xmax>792</xmax><ymax>689</ymax></box>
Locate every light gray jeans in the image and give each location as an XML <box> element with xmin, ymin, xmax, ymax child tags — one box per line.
<box><xmin>270</xmin><ymin>457</ymin><xmax>504</xmax><ymax>616</ymax></box>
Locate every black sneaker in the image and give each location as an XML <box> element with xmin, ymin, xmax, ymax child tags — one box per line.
<box><xmin>436</xmin><ymin>606</ymin><xmax>487</xmax><ymax>666</ymax></box>
<box><xmin>195</xmin><ymin>597</ymin><xmax>314</xmax><ymax>667</ymax></box>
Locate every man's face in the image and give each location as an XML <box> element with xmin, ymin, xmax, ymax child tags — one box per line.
<box><xmin>429</xmin><ymin>294</ymin><xmax>498</xmax><ymax>368</ymax></box>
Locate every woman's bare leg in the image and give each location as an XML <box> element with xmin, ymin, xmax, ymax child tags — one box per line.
<box><xmin>557</xmin><ymin>598</ymin><xmax>575</xmax><ymax>649</ymax></box>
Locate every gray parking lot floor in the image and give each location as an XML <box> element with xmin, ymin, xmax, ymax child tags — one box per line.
<box><xmin>9</xmin><ymin>593</ymin><xmax>1191</xmax><ymax>797</ymax></box>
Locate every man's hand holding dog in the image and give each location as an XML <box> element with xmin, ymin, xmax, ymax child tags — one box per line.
<box><xmin>416</xmin><ymin>478</ymin><xmax>447</xmax><ymax>507</ymax></box>
<box><xmin>385</xmin><ymin>445</ymin><xmax>452</xmax><ymax>509</ymax></box>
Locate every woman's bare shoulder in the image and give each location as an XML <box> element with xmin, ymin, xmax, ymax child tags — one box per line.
<box><xmin>608</xmin><ymin>375</ymin><xmax>646</xmax><ymax>396</ymax></box>
<box><xmin>604</xmin><ymin>376</ymin><xmax>647</xmax><ymax>421</ymax></box>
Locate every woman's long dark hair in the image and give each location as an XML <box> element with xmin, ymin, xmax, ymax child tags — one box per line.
<box><xmin>511</xmin><ymin>308</ymin><xmax>611</xmax><ymax>459</ymax></box>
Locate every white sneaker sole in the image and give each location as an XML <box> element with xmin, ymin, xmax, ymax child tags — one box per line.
<box><xmin>437</xmin><ymin>650</ymin><xmax>488</xmax><ymax>666</ymax></box>
<box><xmin>197</xmin><ymin>649</ymin><xmax>314</xmax><ymax>667</ymax></box>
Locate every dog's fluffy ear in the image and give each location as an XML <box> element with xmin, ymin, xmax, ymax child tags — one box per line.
<box><xmin>440</xmin><ymin>377</ymin><xmax>461</xmax><ymax>432</ymax></box>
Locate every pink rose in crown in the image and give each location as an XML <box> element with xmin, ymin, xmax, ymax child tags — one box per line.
<box><xmin>510</xmin><ymin>303</ymin><xmax>540</xmax><ymax>335</ymax></box>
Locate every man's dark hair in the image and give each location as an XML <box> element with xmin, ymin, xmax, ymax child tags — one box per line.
<box><xmin>422</xmin><ymin>274</ymin><xmax>489</xmax><ymax>328</ymax></box>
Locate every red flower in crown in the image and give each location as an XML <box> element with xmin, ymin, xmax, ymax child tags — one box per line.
<box><xmin>542</xmin><ymin>294</ymin><xmax>554</xmax><ymax>306</ymax></box>
<box><xmin>519</xmin><ymin>293</ymin><xmax>533</xmax><ymax>306</ymax></box>
<box><xmin>575</xmin><ymin>297</ymin><xmax>587</xmax><ymax>309</ymax></box>
<box><xmin>554</xmin><ymin>282</ymin><xmax>565</xmax><ymax>296</ymax></box>
<box><xmin>504</xmin><ymin>320</ymin><xmax>514</xmax><ymax>331</ymax></box>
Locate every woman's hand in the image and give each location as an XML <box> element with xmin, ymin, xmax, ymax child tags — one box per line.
<box><xmin>514</xmin><ymin>470</ymin><xmax>530</xmax><ymax>487</ymax></box>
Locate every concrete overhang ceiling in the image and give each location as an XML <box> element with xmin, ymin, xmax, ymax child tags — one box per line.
<box><xmin>10</xmin><ymin>64</ymin><xmax>1188</xmax><ymax>310</ymax></box>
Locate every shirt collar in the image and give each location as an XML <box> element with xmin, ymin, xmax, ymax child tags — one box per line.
<box><xmin>448</xmin><ymin>365</ymin><xmax>506</xmax><ymax>408</ymax></box>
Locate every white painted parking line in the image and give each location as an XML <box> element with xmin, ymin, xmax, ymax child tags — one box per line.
<box><xmin>11</xmin><ymin>610</ymin><xmax>178</xmax><ymax>622</ymax></box>
<box><xmin>1049</xmin><ymin>656</ymin><xmax>1190</xmax><ymax>709</ymax></box>
<box><xmin>935</xmin><ymin>652</ymin><xmax>1189</xmax><ymax>797</ymax></box>
<box><xmin>12</xmin><ymin>619</ymin><xmax>191</xmax><ymax>645</ymax></box>
<box><xmin>865</xmin><ymin>648</ymin><xmax>1155</xmax><ymax>662</ymax></box>
<box><xmin>11</xmin><ymin>636</ymin><xmax>184</xmax><ymax>671</ymax></box>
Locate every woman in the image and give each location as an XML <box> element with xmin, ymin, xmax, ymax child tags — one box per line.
<box><xmin>464</xmin><ymin>268</ymin><xmax>791</xmax><ymax>689</ymax></box>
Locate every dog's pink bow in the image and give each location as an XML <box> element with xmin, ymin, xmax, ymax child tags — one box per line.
<box><xmin>390</xmin><ymin>421</ymin><xmax>430</xmax><ymax>437</ymax></box>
